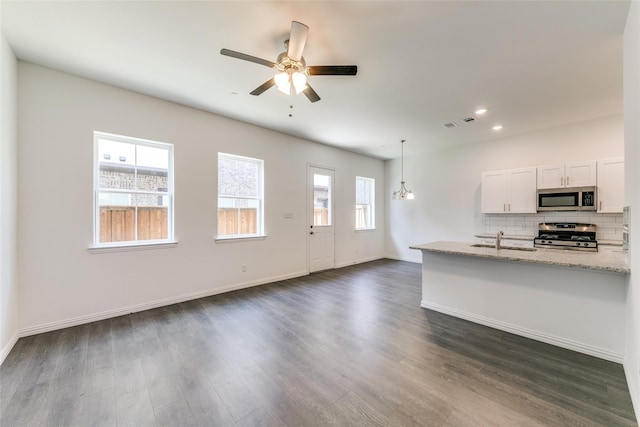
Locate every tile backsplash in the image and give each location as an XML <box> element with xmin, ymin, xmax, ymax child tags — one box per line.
<box><xmin>482</xmin><ymin>211</ymin><xmax>623</xmax><ymax>242</ymax></box>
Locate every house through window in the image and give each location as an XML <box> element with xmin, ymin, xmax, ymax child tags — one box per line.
<box><xmin>217</xmin><ymin>153</ymin><xmax>264</xmax><ymax>238</ymax></box>
<box><xmin>93</xmin><ymin>132</ymin><xmax>174</xmax><ymax>246</ymax></box>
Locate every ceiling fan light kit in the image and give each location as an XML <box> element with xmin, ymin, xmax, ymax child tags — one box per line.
<box><xmin>220</xmin><ymin>21</ymin><xmax>357</xmax><ymax>103</ymax></box>
<box><xmin>274</xmin><ymin>68</ymin><xmax>307</xmax><ymax>95</ymax></box>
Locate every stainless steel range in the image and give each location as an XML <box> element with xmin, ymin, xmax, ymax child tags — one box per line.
<box><xmin>533</xmin><ymin>223</ymin><xmax>598</xmax><ymax>252</ymax></box>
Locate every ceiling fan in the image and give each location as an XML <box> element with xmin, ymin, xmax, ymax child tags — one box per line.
<box><xmin>220</xmin><ymin>21</ymin><xmax>358</xmax><ymax>103</ymax></box>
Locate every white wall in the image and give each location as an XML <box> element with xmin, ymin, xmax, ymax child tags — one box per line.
<box><xmin>0</xmin><ymin>33</ymin><xmax>18</xmax><ymax>363</ymax></box>
<box><xmin>17</xmin><ymin>62</ymin><xmax>385</xmax><ymax>334</ymax></box>
<box><xmin>386</xmin><ymin>115</ymin><xmax>624</xmax><ymax>262</ymax></box>
<box><xmin>623</xmin><ymin>0</ymin><xmax>640</xmax><ymax>416</ymax></box>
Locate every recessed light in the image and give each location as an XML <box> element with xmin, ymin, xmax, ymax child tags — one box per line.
<box><xmin>475</xmin><ymin>108</ymin><xmax>488</xmax><ymax>115</ymax></box>
<box><xmin>492</xmin><ymin>125</ymin><xmax>503</xmax><ymax>131</ymax></box>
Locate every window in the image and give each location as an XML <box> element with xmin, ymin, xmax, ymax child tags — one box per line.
<box><xmin>313</xmin><ymin>173</ymin><xmax>332</xmax><ymax>226</ymax></box>
<box><xmin>355</xmin><ymin>176</ymin><xmax>375</xmax><ymax>230</ymax></box>
<box><xmin>93</xmin><ymin>132</ymin><xmax>174</xmax><ymax>246</ymax></box>
<box><xmin>217</xmin><ymin>153</ymin><xmax>264</xmax><ymax>238</ymax></box>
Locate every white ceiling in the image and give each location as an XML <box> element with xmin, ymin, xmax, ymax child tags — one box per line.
<box><xmin>1</xmin><ymin>1</ymin><xmax>630</xmax><ymax>159</ymax></box>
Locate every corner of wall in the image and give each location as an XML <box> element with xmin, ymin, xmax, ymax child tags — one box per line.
<box><xmin>623</xmin><ymin>0</ymin><xmax>640</xmax><ymax>418</ymax></box>
<box><xmin>0</xmin><ymin>33</ymin><xmax>19</xmax><ymax>365</ymax></box>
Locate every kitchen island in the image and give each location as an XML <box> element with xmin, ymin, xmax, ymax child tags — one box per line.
<box><xmin>410</xmin><ymin>241</ymin><xmax>629</xmax><ymax>362</ymax></box>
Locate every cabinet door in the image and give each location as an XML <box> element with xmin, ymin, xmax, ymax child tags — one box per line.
<box><xmin>566</xmin><ymin>161</ymin><xmax>596</xmax><ymax>187</ymax></box>
<box><xmin>537</xmin><ymin>164</ymin><xmax>564</xmax><ymax>189</ymax></box>
<box><xmin>508</xmin><ymin>167</ymin><xmax>537</xmax><ymax>213</ymax></box>
<box><xmin>597</xmin><ymin>158</ymin><xmax>624</xmax><ymax>213</ymax></box>
<box><xmin>481</xmin><ymin>171</ymin><xmax>508</xmax><ymax>213</ymax></box>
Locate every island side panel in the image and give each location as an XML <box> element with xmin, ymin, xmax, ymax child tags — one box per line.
<box><xmin>420</xmin><ymin>251</ymin><xmax>627</xmax><ymax>362</ymax></box>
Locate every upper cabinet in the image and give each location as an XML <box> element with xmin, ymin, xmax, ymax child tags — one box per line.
<box><xmin>481</xmin><ymin>167</ymin><xmax>537</xmax><ymax>214</ymax></box>
<box><xmin>597</xmin><ymin>157</ymin><xmax>624</xmax><ymax>213</ymax></box>
<box><xmin>537</xmin><ymin>161</ymin><xmax>597</xmax><ymax>189</ymax></box>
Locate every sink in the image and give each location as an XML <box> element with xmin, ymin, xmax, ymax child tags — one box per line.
<box><xmin>470</xmin><ymin>243</ymin><xmax>537</xmax><ymax>252</ymax></box>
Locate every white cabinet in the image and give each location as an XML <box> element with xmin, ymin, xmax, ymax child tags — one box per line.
<box><xmin>597</xmin><ymin>157</ymin><xmax>624</xmax><ymax>213</ymax></box>
<box><xmin>537</xmin><ymin>161</ymin><xmax>596</xmax><ymax>189</ymax></box>
<box><xmin>481</xmin><ymin>167</ymin><xmax>537</xmax><ymax>213</ymax></box>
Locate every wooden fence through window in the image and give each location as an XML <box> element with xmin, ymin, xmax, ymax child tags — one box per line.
<box><xmin>100</xmin><ymin>206</ymin><xmax>168</xmax><ymax>243</ymax></box>
<box><xmin>101</xmin><ymin>207</ymin><xmax>330</xmax><ymax>242</ymax></box>
<box><xmin>217</xmin><ymin>208</ymin><xmax>257</xmax><ymax>236</ymax></box>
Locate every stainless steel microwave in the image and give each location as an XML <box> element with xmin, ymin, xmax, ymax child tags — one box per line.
<box><xmin>537</xmin><ymin>186</ymin><xmax>597</xmax><ymax>212</ymax></box>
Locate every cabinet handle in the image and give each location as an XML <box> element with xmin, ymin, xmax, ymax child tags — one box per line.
<box><xmin>600</xmin><ymin>201</ymin><xmax>602</xmax><ymax>210</ymax></box>
<box><xmin>508</xmin><ymin>203</ymin><xmax>511</xmax><ymax>211</ymax></box>
<box><xmin>504</xmin><ymin>203</ymin><xmax>506</xmax><ymax>212</ymax></box>
<box><xmin>566</xmin><ymin>176</ymin><xmax>570</xmax><ymax>186</ymax></box>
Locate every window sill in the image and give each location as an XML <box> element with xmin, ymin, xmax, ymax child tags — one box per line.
<box><xmin>356</xmin><ymin>228</ymin><xmax>377</xmax><ymax>232</ymax></box>
<box><xmin>88</xmin><ymin>241</ymin><xmax>178</xmax><ymax>253</ymax></box>
<box><xmin>215</xmin><ymin>235</ymin><xmax>267</xmax><ymax>243</ymax></box>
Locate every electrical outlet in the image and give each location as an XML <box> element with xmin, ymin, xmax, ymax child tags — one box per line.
<box><xmin>241</xmin><ymin>264</ymin><xmax>247</xmax><ymax>272</ymax></box>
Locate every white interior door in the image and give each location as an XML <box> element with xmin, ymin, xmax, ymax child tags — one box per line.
<box><xmin>308</xmin><ymin>166</ymin><xmax>335</xmax><ymax>273</ymax></box>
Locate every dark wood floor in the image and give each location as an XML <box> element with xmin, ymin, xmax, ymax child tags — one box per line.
<box><xmin>1</xmin><ymin>259</ymin><xmax>636</xmax><ymax>426</ymax></box>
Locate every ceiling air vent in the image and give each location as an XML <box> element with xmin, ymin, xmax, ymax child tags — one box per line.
<box><xmin>462</xmin><ymin>117</ymin><xmax>476</xmax><ymax>123</ymax></box>
<box><xmin>444</xmin><ymin>122</ymin><xmax>458</xmax><ymax>128</ymax></box>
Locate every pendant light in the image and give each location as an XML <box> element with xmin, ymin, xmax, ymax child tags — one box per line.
<box><xmin>392</xmin><ymin>139</ymin><xmax>414</xmax><ymax>200</ymax></box>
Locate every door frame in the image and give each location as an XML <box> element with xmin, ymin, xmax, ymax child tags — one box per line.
<box><xmin>307</xmin><ymin>163</ymin><xmax>336</xmax><ymax>273</ymax></box>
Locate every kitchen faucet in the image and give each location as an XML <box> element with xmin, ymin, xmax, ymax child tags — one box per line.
<box><xmin>496</xmin><ymin>231</ymin><xmax>504</xmax><ymax>250</ymax></box>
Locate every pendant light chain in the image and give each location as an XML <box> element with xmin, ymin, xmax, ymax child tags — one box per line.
<box><xmin>401</xmin><ymin>139</ymin><xmax>405</xmax><ymax>183</ymax></box>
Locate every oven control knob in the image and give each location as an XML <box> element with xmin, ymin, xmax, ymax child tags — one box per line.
<box><xmin>575</xmin><ymin>242</ymin><xmax>580</xmax><ymax>246</ymax></box>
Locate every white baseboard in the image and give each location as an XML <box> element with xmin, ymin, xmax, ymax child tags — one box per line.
<box><xmin>385</xmin><ymin>254</ymin><xmax>421</xmax><ymax>264</ymax></box>
<box><xmin>335</xmin><ymin>255</ymin><xmax>385</xmax><ymax>269</ymax></box>
<box><xmin>421</xmin><ymin>300</ymin><xmax>624</xmax><ymax>363</ymax></box>
<box><xmin>624</xmin><ymin>363</ymin><xmax>640</xmax><ymax>422</ymax></box>
<box><xmin>19</xmin><ymin>270</ymin><xmax>309</xmax><ymax>338</ymax></box>
<box><xmin>1</xmin><ymin>332</ymin><xmax>19</xmax><ymax>366</ymax></box>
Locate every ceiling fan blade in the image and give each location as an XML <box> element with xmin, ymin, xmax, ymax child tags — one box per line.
<box><xmin>287</xmin><ymin>21</ymin><xmax>309</xmax><ymax>62</ymax></box>
<box><xmin>250</xmin><ymin>78</ymin><xmax>276</xmax><ymax>96</ymax></box>
<box><xmin>220</xmin><ymin>48</ymin><xmax>276</xmax><ymax>68</ymax></box>
<box><xmin>303</xmin><ymin>84</ymin><xmax>321</xmax><ymax>103</ymax></box>
<box><xmin>308</xmin><ymin>65</ymin><xmax>358</xmax><ymax>76</ymax></box>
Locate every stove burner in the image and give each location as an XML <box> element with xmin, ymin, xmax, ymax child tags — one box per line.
<box><xmin>539</xmin><ymin>234</ymin><xmax>559</xmax><ymax>239</ymax></box>
<box><xmin>534</xmin><ymin>222</ymin><xmax>598</xmax><ymax>252</ymax></box>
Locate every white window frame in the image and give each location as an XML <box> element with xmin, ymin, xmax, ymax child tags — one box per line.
<box><xmin>355</xmin><ymin>176</ymin><xmax>375</xmax><ymax>230</ymax></box>
<box><xmin>216</xmin><ymin>152</ymin><xmax>265</xmax><ymax>240</ymax></box>
<box><xmin>91</xmin><ymin>131</ymin><xmax>175</xmax><ymax>250</ymax></box>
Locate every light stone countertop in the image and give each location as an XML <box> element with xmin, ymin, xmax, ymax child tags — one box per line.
<box><xmin>410</xmin><ymin>241</ymin><xmax>629</xmax><ymax>274</ymax></box>
<box><xmin>474</xmin><ymin>234</ymin><xmax>534</xmax><ymax>241</ymax></box>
